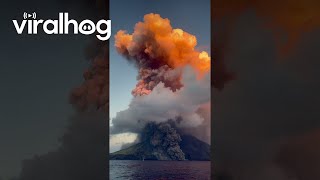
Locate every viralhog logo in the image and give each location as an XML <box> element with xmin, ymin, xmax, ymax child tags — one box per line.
<box><xmin>13</xmin><ymin>12</ymin><xmax>111</xmax><ymax>41</ymax></box>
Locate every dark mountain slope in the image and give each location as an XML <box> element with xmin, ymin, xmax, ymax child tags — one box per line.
<box><xmin>110</xmin><ymin>135</ymin><xmax>210</xmax><ymax>161</ymax></box>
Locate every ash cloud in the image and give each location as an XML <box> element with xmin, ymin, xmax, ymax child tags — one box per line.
<box><xmin>141</xmin><ymin>121</ymin><xmax>185</xmax><ymax>160</ymax></box>
<box><xmin>115</xmin><ymin>13</ymin><xmax>210</xmax><ymax>96</ymax></box>
<box><xmin>132</xmin><ymin>65</ymin><xmax>182</xmax><ymax>96</ymax></box>
<box><xmin>111</xmin><ymin>13</ymin><xmax>211</xmax><ymax>144</ymax></box>
<box><xmin>111</xmin><ymin>67</ymin><xmax>211</xmax><ymax>144</ymax></box>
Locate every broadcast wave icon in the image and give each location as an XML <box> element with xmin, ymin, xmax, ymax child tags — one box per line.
<box><xmin>23</xmin><ymin>12</ymin><xmax>36</xmax><ymax>19</ymax></box>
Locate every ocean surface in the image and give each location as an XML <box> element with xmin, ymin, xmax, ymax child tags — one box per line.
<box><xmin>110</xmin><ymin>160</ymin><xmax>211</xmax><ymax>180</ymax></box>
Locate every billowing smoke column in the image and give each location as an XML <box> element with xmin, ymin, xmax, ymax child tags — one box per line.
<box><xmin>115</xmin><ymin>13</ymin><xmax>210</xmax><ymax>96</ymax></box>
<box><xmin>141</xmin><ymin>121</ymin><xmax>185</xmax><ymax>160</ymax></box>
<box><xmin>111</xmin><ymin>13</ymin><xmax>211</xmax><ymax>145</ymax></box>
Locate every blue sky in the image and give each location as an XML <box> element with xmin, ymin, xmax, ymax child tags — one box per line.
<box><xmin>110</xmin><ymin>0</ymin><xmax>211</xmax><ymax>120</ymax></box>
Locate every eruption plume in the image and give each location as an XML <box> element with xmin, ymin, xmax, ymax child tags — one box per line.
<box><xmin>111</xmin><ymin>67</ymin><xmax>210</xmax><ymax>142</ymax></box>
<box><xmin>115</xmin><ymin>13</ymin><xmax>210</xmax><ymax>96</ymax></box>
<box><xmin>111</xmin><ymin>13</ymin><xmax>211</xmax><ymax>146</ymax></box>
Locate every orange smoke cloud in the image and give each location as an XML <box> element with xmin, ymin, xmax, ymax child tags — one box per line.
<box><xmin>115</xmin><ymin>13</ymin><xmax>210</xmax><ymax>96</ymax></box>
<box><xmin>115</xmin><ymin>13</ymin><xmax>210</xmax><ymax>74</ymax></box>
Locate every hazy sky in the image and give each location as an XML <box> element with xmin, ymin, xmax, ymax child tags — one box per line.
<box><xmin>109</xmin><ymin>0</ymin><xmax>210</xmax><ymax>152</ymax></box>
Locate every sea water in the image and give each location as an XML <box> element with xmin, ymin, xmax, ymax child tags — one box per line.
<box><xmin>110</xmin><ymin>160</ymin><xmax>211</xmax><ymax>180</ymax></box>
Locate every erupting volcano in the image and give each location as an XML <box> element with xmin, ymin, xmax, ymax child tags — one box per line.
<box><xmin>110</xmin><ymin>13</ymin><xmax>211</xmax><ymax>161</ymax></box>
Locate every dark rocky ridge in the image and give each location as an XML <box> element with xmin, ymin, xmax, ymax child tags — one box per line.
<box><xmin>110</xmin><ymin>135</ymin><xmax>211</xmax><ymax>161</ymax></box>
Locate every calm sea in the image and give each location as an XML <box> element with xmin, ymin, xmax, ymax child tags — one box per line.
<box><xmin>110</xmin><ymin>160</ymin><xmax>211</xmax><ymax>180</ymax></box>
